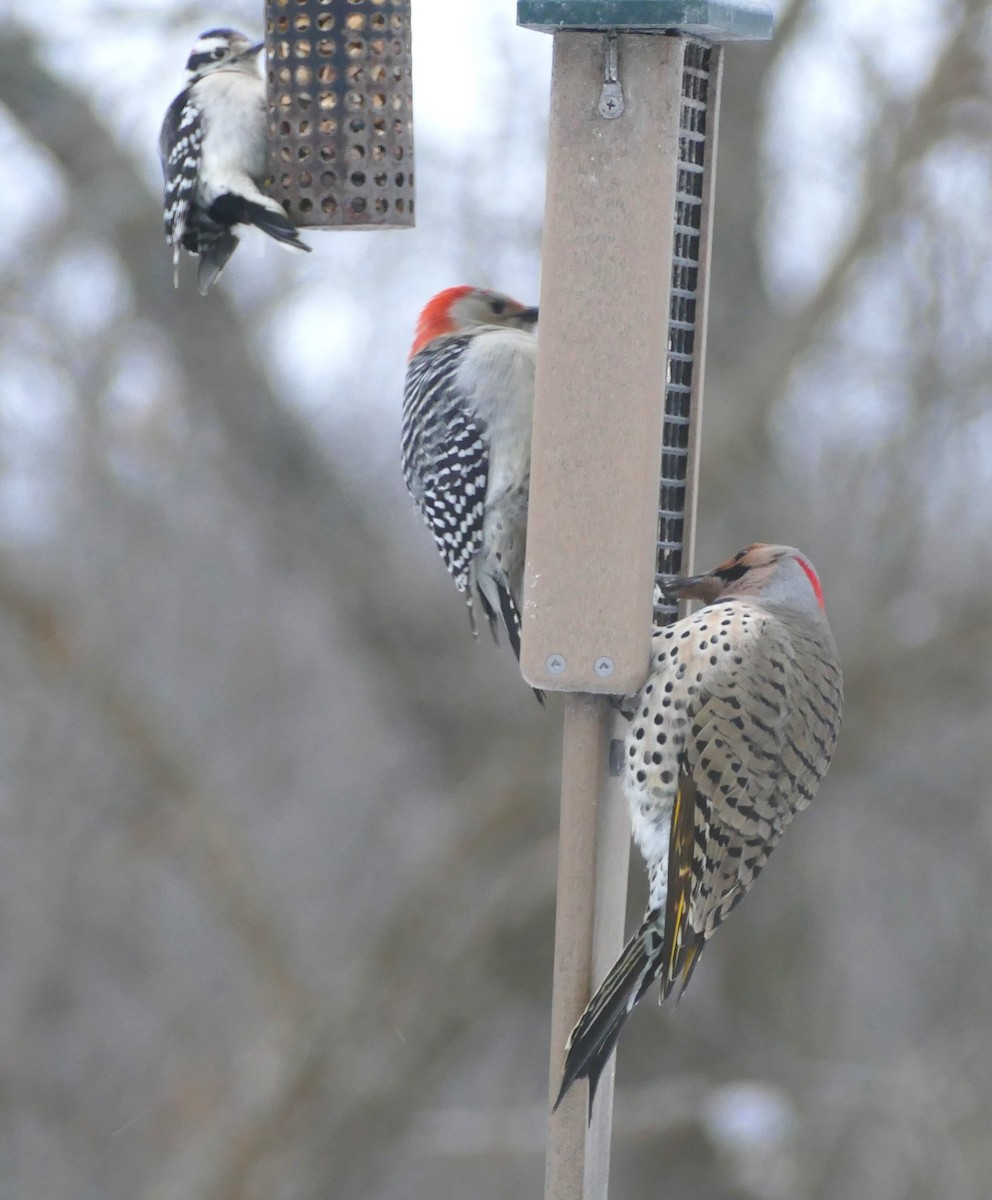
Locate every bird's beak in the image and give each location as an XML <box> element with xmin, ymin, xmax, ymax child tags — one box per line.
<box><xmin>517</xmin><ymin>305</ymin><xmax>539</xmax><ymax>327</ymax></box>
<box><xmin>659</xmin><ymin>570</ymin><xmax>722</xmax><ymax>605</ymax></box>
<box><xmin>241</xmin><ymin>41</ymin><xmax>265</xmax><ymax>61</ymax></box>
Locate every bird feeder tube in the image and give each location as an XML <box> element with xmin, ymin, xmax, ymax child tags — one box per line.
<box><xmin>517</xmin><ymin>4</ymin><xmax>771</xmax><ymax>1199</ymax></box>
<box><xmin>264</xmin><ymin>0</ymin><xmax>414</xmax><ymax>228</ymax></box>
<box><xmin>654</xmin><ymin>34</ymin><xmax>721</xmax><ymax>625</ymax></box>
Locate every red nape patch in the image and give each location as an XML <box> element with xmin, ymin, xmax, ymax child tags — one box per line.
<box><xmin>796</xmin><ymin>557</ymin><xmax>825</xmax><ymax>608</ymax></box>
<box><xmin>409</xmin><ymin>285</ymin><xmax>475</xmax><ymax>358</ymax></box>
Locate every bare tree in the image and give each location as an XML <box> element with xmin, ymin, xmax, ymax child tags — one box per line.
<box><xmin>2</xmin><ymin>2</ymin><xmax>992</xmax><ymax>1197</ymax></box>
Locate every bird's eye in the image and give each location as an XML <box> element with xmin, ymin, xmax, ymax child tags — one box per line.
<box><xmin>490</xmin><ymin>299</ymin><xmax>507</xmax><ymax>315</ymax></box>
<box><xmin>212</xmin><ymin>47</ymin><xmax>226</xmax><ymax>58</ymax></box>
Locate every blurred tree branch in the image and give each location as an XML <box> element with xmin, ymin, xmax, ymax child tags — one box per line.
<box><xmin>3</xmin><ymin>9</ymin><xmax>992</xmax><ymax>1200</ymax></box>
<box><xmin>706</xmin><ymin>0</ymin><xmax>992</xmax><ymax>530</ymax></box>
<box><xmin>0</xmin><ymin>32</ymin><xmax>561</xmax><ymax>1200</ymax></box>
<box><xmin>0</xmin><ymin>31</ymin><xmax>515</xmax><ymax>744</ymax></box>
<box><xmin>0</xmin><ymin>464</ymin><xmax>556</xmax><ymax>1200</ymax></box>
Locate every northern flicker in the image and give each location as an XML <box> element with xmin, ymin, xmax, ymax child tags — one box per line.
<box><xmin>555</xmin><ymin>543</ymin><xmax>843</xmax><ymax>1115</ymax></box>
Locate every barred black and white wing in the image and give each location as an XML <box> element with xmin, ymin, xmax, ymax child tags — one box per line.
<box><xmin>159</xmin><ymin>91</ymin><xmax>203</xmax><ymax>286</ymax></box>
<box><xmin>402</xmin><ymin>335</ymin><xmax>489</xmax><ymax>619</ymax></box>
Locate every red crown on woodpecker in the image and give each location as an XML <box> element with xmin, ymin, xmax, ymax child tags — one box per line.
<box><xmin>409</xmin><ymin>286</ymin><xmax>539</xmax><ymax>358</ymax></box>
<box><xmin>410</xmin><ymin>286</ymin><xmax>475</xmax><ymax>357</ymax></box>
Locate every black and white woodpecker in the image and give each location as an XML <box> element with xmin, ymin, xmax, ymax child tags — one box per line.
<box><xmin>159</xmin><ymin>28</ymin><xmax>310</xmax><ymax>294</ymax></box>
<box><xmin>402</xmin><ymin>286</ymin><xmax>541</xmax><ymax>695</ymax></box>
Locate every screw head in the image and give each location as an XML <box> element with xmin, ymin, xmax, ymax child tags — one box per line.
<box><xmin>593</xmin><ymin>656</ymin><xmax>615</xmax><ymax>678</ymax></box>
<box><xmin>598</xmin><ymin>82</ymin><xmax>624</xmax><ymax>120</ymax></box>
<box><xmin>546</xmin><ymin>654</ymin><xmax>567</xmax><ymax>676</ymax></box>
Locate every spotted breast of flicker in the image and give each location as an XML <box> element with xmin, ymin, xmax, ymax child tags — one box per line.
<box><xmin>556</xmin><ymin>543</ymin><xmax>843</xmax><ymax>1115</ymax></box>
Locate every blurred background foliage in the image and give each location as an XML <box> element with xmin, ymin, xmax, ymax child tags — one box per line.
<box><xmin>1</xmin><ymin>0</ymin><xmax>992</xmax><ymax>1196</ymax></box>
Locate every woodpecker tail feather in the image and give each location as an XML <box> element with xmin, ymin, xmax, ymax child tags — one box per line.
<box><xmin>554</xmin><ymin>922</ymin><xmax>661</xmax><ymax>1118</ymax></box>
<box><xmin>240</xmin><ymin>198</ymin><xmax>312</xmax><ymax>251</ymax></box>
<box><xmin>495</xmin><ymin>580</ymin><xmax>521</xmax><ymax>660</ymax></box>
<box><xmin>208</xmin><ymin>193</ymin><xmax>310</xmax><ymax>252</ymax></box>
<box><xmin>195</xmin><ymin>230</ymin><xmax>240</xmax><ymax>295</ymax></box>
<box><xmin>475</xmin><ymin>574</ymin><xmax>519</xmax><ymax>655</ymax></box>
<box><xmin>474</xmin><ymin>586</ymin><xmax>499</xmax><ymax>643</ymax></box>
<box><xmin>477</xmin><ymin>576</ymin><xmax>544</xmax><ymax>704</ymax></box>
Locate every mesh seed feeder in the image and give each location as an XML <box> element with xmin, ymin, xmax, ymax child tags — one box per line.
<box><xmin>514</xmin><ymin>4</ymin><xmax>773</xmax><ymax>1199</ymax></box>
<box><xmin>264</xmin><ymin>0</ymin><xmax>414</xmax><ymax>228</ymax></box>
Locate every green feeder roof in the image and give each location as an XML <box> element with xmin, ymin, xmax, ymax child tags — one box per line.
<box><xmin>517</xmin><ymin>0</ymin><xmax>773</xmax><ymax>39</ymax></box>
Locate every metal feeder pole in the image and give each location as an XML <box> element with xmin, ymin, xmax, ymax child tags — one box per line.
<box><xmin>516</xmin><ymin>5</ymin><xmax>772</xmax><ymax>1199</ymax></box>
<box><xmin>264</xmin><ymin>0</ymin><xmax>414</xmax><ymax>229</ymax></box>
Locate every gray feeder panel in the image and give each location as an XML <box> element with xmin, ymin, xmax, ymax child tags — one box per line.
<box><xmin>655</xmin><ymin>37</ymin><xmax>712</xmax><ymax>623</ymax></box>
<box><xmin>517</xmin><ymin>0</ymin><xmax>770</xmax><ymax>635</ymax></box>
<box><xmin>265</xmin><ymin>0</ymin><xmax>414</xmax><ymax>228</ymax></box>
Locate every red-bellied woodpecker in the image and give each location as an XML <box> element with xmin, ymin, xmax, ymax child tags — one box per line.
<box><xmin>160</xmin><ymin>28</ymin><xmax>311</xmax><ymax>295</ymax></box>
<box><xmin>555</xmin><ymin>544</ymin><xmax>843</xmax><ymax>1115</ymax></box>
<box><xmin>402</xmin><ymin>286</ymin><xmax>540</xmax><ymax>690</ymax></box>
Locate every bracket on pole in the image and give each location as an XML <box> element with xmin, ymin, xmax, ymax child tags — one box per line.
<box><xmin>597</xmin><ymin>32</ymin><xmax>624</xmax><ymax>118</ymax></box>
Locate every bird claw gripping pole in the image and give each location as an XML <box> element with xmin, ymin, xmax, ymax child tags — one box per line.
<box><xmin>516</xmin><ymin>4</ymin><xmax>772</xmax><ymax>1199</ymax></box>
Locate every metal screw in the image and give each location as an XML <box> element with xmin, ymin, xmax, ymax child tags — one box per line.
<box><xmin>594</xmin><ymin>656</ymin><xmax>615</xmax><ymax>678</ymax></box>
<box><xmin>597</xmin><ymin>32</ymin><xmax>624</xmax><ymax>120</ymax></box>
<box><xmin>546</xmin><ymin>654</ymin><xmax>567</xmax><ymax>676</ymax></box>
<box><xmin>599</xmin><ymin>89</ymin><xmax>622</xmax><ymax>117</ymax></box>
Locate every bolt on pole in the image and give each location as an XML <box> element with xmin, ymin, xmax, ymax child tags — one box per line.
<box><xmin>516</xmin><ymin>4</ymin><xmax>772</xmax><ymax>1199</ymax></box>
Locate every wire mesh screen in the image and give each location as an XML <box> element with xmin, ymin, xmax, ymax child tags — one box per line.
<box><xmin>265</xmin><ymin>0</ymin><xmax>414</xmax><ymax>228</ymax></box>
<box><xmin>655</xmin><ymin>38</ymin><xmax>712</xmax><ymax>624</ymax></box>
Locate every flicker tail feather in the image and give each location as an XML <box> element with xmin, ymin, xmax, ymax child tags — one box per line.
<box><xmin>660</xmin><ymin>771</ymin><xmax>706</xmax><ymax>1000</ymax></box>
<box><xmin>554</xmin><ymin>923</ymin><xmax>661</xmax><ymax>1117</ymax></box>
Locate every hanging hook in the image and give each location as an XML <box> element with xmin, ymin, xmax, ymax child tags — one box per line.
<box><xmin>597</xmin><ymin>31</ymin><xmax>624</xmax><ymax>120</ymax></box>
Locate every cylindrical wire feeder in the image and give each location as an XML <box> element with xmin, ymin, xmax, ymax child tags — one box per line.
<box><xmin>265</xmin><ymin>0</ymin><xmax>414</xmax><ymax>229</ymax></box>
